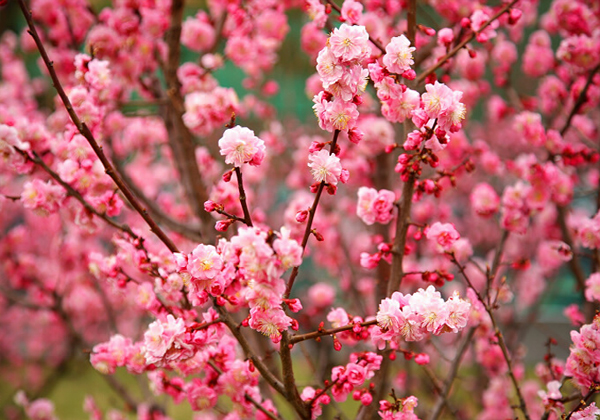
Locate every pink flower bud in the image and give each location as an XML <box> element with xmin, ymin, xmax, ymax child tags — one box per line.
<box><xmin>415</xmin><ymin>353</ymin><xmax>430</xmax><ymax>365</ymax></box>
<box><xmin>295</xmin><ymin>210</ymin><xmax>309</xmax><ymax>223</ymax></box>
<box><xmin>360</xmin><ymin>393</ymin><xmax>373</xmax><ymax>406</ymax></box>
<box><xmin>204</xmin><ymin>200</ymin><xmax>218</xmax><ymax>212</ymax></box>
<box><xmin>309</xmin><ymin>141</ymin><xmax>325</xmax><ymax>153</ymax></box>
<box><xmin>312</xmin><ymin>230</ymin><xmax>324</xmax><ymax>241</ymax></box>
<box><xmin>222</xmin><ymin>170</ymin><xmax>233</xmax><ymax>182</ymax></box>
<box><xmin>215</xmin><ymin>219</ymin><xmax>234</xmax><ymax>231</ymax></box>
<box><xmin>401</xmin><ymin>69</ymin><xmax>416</xmax><ymax>80</ymax></box>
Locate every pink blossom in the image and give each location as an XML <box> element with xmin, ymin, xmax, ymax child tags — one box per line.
<box><xmin>470</xmin><ymin>183</ymin><xmax>500</xmax><ymax>216</ymax></box>
<box><xmin>181</xmin><ymin>12</ymin><xmax>215</xmax><ymax>52</ymax></box>
<box><xmin>584</xmin><ymin>273</ymin><xmax>600</xmax><ymax>302</ymax></box>
<box><xmin>425</xmin><ymin>222</ymin><xmax>460</xmax><ymax>250</ymax></box>
<box><xmin>143</xmin><ymin>315</ymin><xmax>194</xmax><ymax>366</ymax></box>
<box><xmin>187</xmin><ymin>244</ymin><xmax>223</xmax><ymax>281</ymax></box>
<box><xmin>308</xmin><ymin>149</ymin><xmax>343</xmax><ymax>185</ymax></box>
<box><xmin>328</xmin><ymin>24</ymin><xmax>370</xmax><ymax>63</ymax></box>
<box><xmin>341</xmin><ymin>0</ymin><xmax>363</xmax><ymax>24</ymax></box>
<box><xmin>571</xmin><ymin>402</ymin><xmax>600</xmax><ymax>420</ymax></box>
<box><xmin>356</xmin><ymin>187</ymin><xmax>395</xmax><ymax>225</ymax></box>
<box><xmin>248</xmin><ymin>307</ymin><xmax>292</xmax><ymax>343</ymax></box>
<box><xmin>218</xmin><ymin>125</ymin><xmax>266</xmax><ymax>167</ymax></box>
<box><xmin>383</xmin><ymin>35</ymin><xmax>415</xmax><ymax>74</ymax></box>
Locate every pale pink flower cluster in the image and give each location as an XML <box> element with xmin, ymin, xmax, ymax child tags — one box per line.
<box><xmin>143</xmin><ymin>314</ymin><xmax>195</xmax><ymax>366</ymax></box>
<box><xmin>372</xmin><ymin>286</ymin><xmax>471</xmax><ymax>348</ymax></box>
<box><xmin>564</xmin><ymin>314</ymin><xmax>600</xmax><ymax>390</ymax></box>
<box><xmin>419</xmin><ymin>81</ymin><xmax>467</xmax><ymax>134</ymax></box>
<box><xmin>228</xmin><ymin>227</ymin><xmax>302</xmax><ymax>343</ymax></box>
<box><xmin>313</xmin><ymin>24</ymin><xmax>370</xmax><ymax>133</ymax></box>
<box><xmin>21</xmin><ymin>179</ymin><xmax>66</xmax><ymax>217</ymax></box>
<box><xmin>14</xmin><ymin>391</ymin><xmax>58</xmax><ymax>420</ymax></box>
<box><xmin>425</xmin><ymin>222</ymin><xmax>460</xmax><ymax>251</ymax></box>
<box><xmin>369</xmin><ymin>61</ymin><xmax>420</xmax><ymax>124</ymax></box>
<box><xmin>183</xmin><ymin>87</ymin><xmax>239</xmax><ymax>136</ymax></box>
<box><xmin>576</xmin><ymin>210</ymin><xmax>600</xmax><ymax>249</ymax></box>
<box><xmin>584</xmin><ymin>272</ymin><xmax>600</xmax><ymax>302</ymax></box>
<box><xmin>90</xmin><ymin>334</ymin><xmax>145</xmax><ymax>375</ymax></box>
<box><xmin>175</xmin><ymin>244</ymin><xmax>225</xmax><ymax>298</ymax></box>
<box><xmin>356</xmin><ymin>187</ymin><xmax>395</xmax><ymax>225</ymax></box>
<box><xmin>218</xmin><ymin>125</ymin><xmax>266</xmax><ymax>167</ymax></box>
<box><xmin>571</xmin><ymin>403</ymin><xmax>600</xmax><ymax>420</ymax></box>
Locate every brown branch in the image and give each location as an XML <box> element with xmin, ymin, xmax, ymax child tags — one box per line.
<box><xmin>387</xmin><ymin>171</ymin><xmax>417</xmax><ymax>295</ymax></box>
<box><xmin>17</xmin><ymin>0</ymin><xmax>179</xmax><ymax>254</ymax></box>
<box><xmin>560</xmin><ymin>63</ymin><xmax>600</xmax><ymax>136</ymax></box>
<box><xmin>284</xmin><ymin>129</ymin><xmax>341</xmax><ymax>299</ymax></box>
<box><xmin>556</xmin><ymin>206</ymin><xmax>587</xmax><ymax>292</ymax></box>
<box><xmin>163</xmin><ymin>0</ymin><xmax>213</xmax><ymax>230</ymax></box>
<box><xmin>451</xmin><ymin>256</ymin><xmax>531</xmax><ymax>420</ymax></box>
<box><xmin>416</xmin><ymin>0</ymin><xmax>519</xmax><ymax>84</ymax></box>
<box><xmin>235</xmin><ymin>167</ymin><xmax>253</xmax><ymax>227</ymax></box>
<box><xmin>290</xmin><ymin>319</ymin><xmax>377</xmax><ymax>345</ymax></box>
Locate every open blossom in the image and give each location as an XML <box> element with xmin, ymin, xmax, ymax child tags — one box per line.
<box><xmin>248</xmin><ymin>307</ymin><xmax>293</xmax><ymax>343</ymax></box>
<box><xmin>218</xmin><ymin>125</ymin><xmax>266</xmax><ymax>167</ymax></box>
<box><xmin>328</xmin><ymin>24</ymin><xmax>370</xmax><ymax>62</ymax></box>
<box><xmin>470</xmin><ymin>183</ymin><xmax>500</xmax><ymax>216</ymax></box>
<box><xmin>356</xmin><ymin>187</ymin><xmax>395</xmax><ymax>225</ymax></box>
<box><xmin>425</xmin><ymin>222</ymin><xmax>460</xmax><ymax>250</ymax></box>
<box><xmin>187</xmin><ymin>244</ymin><xmax>223</xmax><ymax>281</ymax></box>
<box><xmin>143</xmin><ymin>315</ymin><xmax>194</xmax><ymax>365</ymax></box>
<box><xmin>585</xmin><ymin>273</ymin><xmax>600</xmax><ymax>302</ymax></box>
<box><xmin>373</xmin><ymin>286</ymin><xmax>470</xmax><ymax>347</ymax></box>
<box><xmin>308</xmin><ymin>149</ymin><xmax>343</xmax><ymax>185</ymax></box>
<box><xmin>383</xmin><ymin>35</ymin><xmax>415</xmax><ymax>74</ymax></box>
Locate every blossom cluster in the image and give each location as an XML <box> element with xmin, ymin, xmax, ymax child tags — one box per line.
<box><xmin>373</xmin><ymin>286</ymin><xmax>471</xmax><ymax>347</ymax></box>
<box><xmin>565</xmin><ymin>313</ymin><xmax>600</xmax><ymax>390</ymax></box>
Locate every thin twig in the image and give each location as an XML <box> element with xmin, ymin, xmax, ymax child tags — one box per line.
<box><xmin>284</xmin><ymin>129</ymin><xmax>341</xmax><ymax>299</ymax></box>
<box><xmin>235</xmin><ymin>167</ymin><xmax>253</xmax><ymax>227</ymax></box>
<box><xmin>290</xmin><ymin>320</ymin><xmax>377</xmax><ymax>344</ymax></box>
<box><xmin>451</xmin><ymin>255</ymin><xmax>532</xmax><ymax>420</ymax></box>
<box><xmin>416</xmin><ymin>0</ymin><xmax>519</xmax><ymax>84</ymax></box>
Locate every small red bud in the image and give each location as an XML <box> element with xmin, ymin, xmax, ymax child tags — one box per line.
<box><xmin>222</xmin><ymin>170</ymin><xmax>233</xmax><ymax>182</ymax></box>
<box><xmin>312</xmin><ymin>230</ymin><xmax>324</xmax><ymax>241</ymax></box>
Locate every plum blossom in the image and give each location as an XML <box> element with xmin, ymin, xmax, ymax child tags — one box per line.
<box><xmin>143</xmin><ymin>315</ymin><xmax>194</xmax><ymax>365</ymax></box>
<box><xmin>218</xmin><ymin>125</ymin><xmax>266</xmax><ymax>167</ymax></box>
<box><xmin>383</xmin><ymin>35</ymin><xmax>415</xmax><ymax>74</ymax></box>
<box><xmin>373</xmin><ymin>286</ymin><xmax>470</xmax><ymax>348</ymax></box>
<box><xmin>328</xmin><ymin>24</ymin><xmax>370</xmax><ymax>62</ymax></box>
<box><xmin>425</xmin><ymin>222</ymin><xmax>460</xmax><ymax>250</ymax></box>
<box><xmin>470</xmin><ymin>183</ymin><xmax>500</xmax><ymax>216</ymax></box>
<box><xmin>356</xmin><ymin>187</ymin><xmax>396</xmax><ymax>225</ymax></box>
<box><xmin>308</xmin><ymin>149</ymin><xmax>343</xmax><ymax>185</ymax></box>
<box><xmin>584</xmin><ymin>273</ymin><xmax>600</xmax><ymax>302</ymax></box>
<box><xmin>186</xmin><ymin>244</ymin><xmax>223</xmax><ymax>281</ymax></box>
